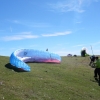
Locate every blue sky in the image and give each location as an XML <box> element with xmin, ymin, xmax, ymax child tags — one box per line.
<box><xmin>0</xmin><ymin>0</ymin><xmax>100</xmax><ymax>56</ymax></box>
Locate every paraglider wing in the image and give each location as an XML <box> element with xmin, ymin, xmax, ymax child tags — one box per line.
<box><xmin>10</xmin><ymin>49</ymin><xmax>61</xmax><ymax>72</ymax></box>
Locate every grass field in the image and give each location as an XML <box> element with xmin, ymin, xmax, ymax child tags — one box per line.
<box><xmin>0</xmin><ymin>56</ymin><xmax>100</xmax><ymax>100</ymax></box>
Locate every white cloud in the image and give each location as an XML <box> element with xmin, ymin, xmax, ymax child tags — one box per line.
<box><xmin>48</xmin><ymin>0</ymin><xmax>99</xmax><ymax>13</ymax></box>
<box><xmin>42</xmin><ymin>31</ymin><xmax>71</xmax><ymax>37</ymax></box>
<box><xmin>72</xmin><ymin>44</ymin><xmax>85</xmax><ymax>47</ymax></box>
<box><xmin>9</xmin><ymin>20</ymin><xmax>50</xmax><ymax>28</ymax></box>
<box><xmin>48</xmin><ymin>0</ymin><xmax>85</xmax><ymax>13</ymax></box>
<box><xmin>1</xmin><ymin>32</ymin><xmax>39</xmax><ymax>41</ymax></box>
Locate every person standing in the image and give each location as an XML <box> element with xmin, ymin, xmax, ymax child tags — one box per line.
<box><xmin>81</xmin><ymin>47</ymin><xmax>87</xmax><ymax>57</ymax></box>
<box><xmin>46</xmin><ymin>48</ymin><xmax>48</xmax><ymax>51</ymax></box>
<box><xmin>94</xmin><ymin>56</ymin><xmax>100</xmax><ymax>85</ymax></box>
<box><xmin>89</xmin><ymin>55</ymin><xmax>95</xmax><ymax>66</ymax></box>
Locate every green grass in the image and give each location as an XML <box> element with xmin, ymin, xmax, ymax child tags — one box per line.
<box><xmin>0</xmin><ymin>56</ymin><xmax>100</xmax><ymax>100</ymax></box>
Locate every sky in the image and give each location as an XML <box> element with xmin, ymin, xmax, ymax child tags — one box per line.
<box><xmin>0</xmin><ymin>0</ymin><xmax>100</xmax><ymax>56</ymax></box>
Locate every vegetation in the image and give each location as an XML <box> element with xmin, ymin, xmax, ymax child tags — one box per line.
<box><xmin>0</xmin><ymin>56</ymin><xmax>100</xmax><ymax>100</ymax></box>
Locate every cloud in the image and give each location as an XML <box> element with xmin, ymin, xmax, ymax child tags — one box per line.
<box><xmin>72</xmin><ymin>44</ymin><xmax>85</xmax><ymax>47</ymax></box>
<box><xmin>48</xmin><ymin>0</ymin><xmax>85</xmax><ymax>13</ymax></box>
<box><xmin>1</xmin><ymin>32</ymin><xmax>39</xmax><ymax>41</ymax></box>
<box><xmin>42</xmin><ymin>31</ymin><xmax>71</xmax><ymax>37</ymax></box>
<box><xmin>1</xmin><ymin>31</ymin><xmax>71</xmax><ymax>41</ymax></box>
<box><xmin>9</xmin><ymin>20</ymin><xmax>50</xmax><ymax>28</ymax></box>
<box><xmin>48</xmin><ymin>0</ymin><xmax>99</xmax><ymax>13</ymax></box>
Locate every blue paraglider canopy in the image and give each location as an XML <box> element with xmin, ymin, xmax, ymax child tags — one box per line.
<box><xmin>10</xmin><ymin>49</ymin><xmax>61</xmax><ymax>72</ymax></box>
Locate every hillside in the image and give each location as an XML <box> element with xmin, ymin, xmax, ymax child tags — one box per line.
<box><xmin>0</xmin><ymin>56</ymin><xmax>100</xmax><ymax>100</ymax></box>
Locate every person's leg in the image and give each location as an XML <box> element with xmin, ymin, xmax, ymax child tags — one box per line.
<box><xmin>89</xmin><ymin>61</ymin><xmax>92</xmax><ymax>66</ymax></box>
<box><xmin>89</xmin><ymin>59</ymin><xmax>93</xmax><ymax>65</ymax></box>
<box><xmin>89</xmin><ymin>58</ymin><xmax>94</xmax><ymax>66</ymax></box>
<box><xmin>94</xmin><ymin>68</ymin><xmax>98</xmax><ymax>81</ymax></box>
<box><xmin>97</xmin><ymin>68</ymin><xmax>100</xmax><ymax>86</ymax></box>
<box><xmin>89</xmin><ymin>56</ymin><xmax>95</xmax><ymax>66</ymax></box>
<box><xmin>94</xmin><ymin>68</ymin><xmax>98</xmax><ymax>77</ymax></box>
<box><xmin>98</xmin><ymin>76</ymin><xmax>100</xmax><ymax>86</ymax></box>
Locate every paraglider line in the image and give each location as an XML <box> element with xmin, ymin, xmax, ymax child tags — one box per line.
<box><xmin>90</xmin><ymin>45</ymin><xmax>94</xmax><ymax>55</ymax></box>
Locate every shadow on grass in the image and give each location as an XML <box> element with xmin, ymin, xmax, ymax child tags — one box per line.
<box><xmin>5</xmin><ymin>63</ymin><xmax>27</xmax><ymax>72</ymax></box>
